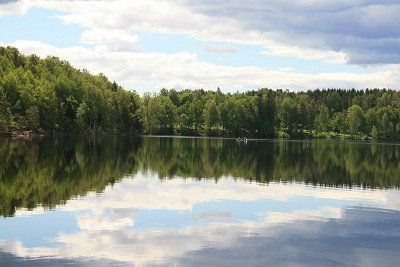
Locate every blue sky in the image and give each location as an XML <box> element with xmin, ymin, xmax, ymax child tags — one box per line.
<box><xmin>0</xmin><ymin>0</ymin><xmax>399</xmax><ymax>93</ymax></box>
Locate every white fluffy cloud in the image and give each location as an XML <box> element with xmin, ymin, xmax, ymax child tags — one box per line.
<box><xmin>260</xmin><ymin>44</ymin><xmax>347</xmax><ymax>64</ymax></box>
<box><xmin>0</xmin><ymin>0</ymin><xmax>32</xmax><ymax>16</ymax></box>
<box><xmin>80</xmin><ymin>29</ymin><xmax>141</xmax><ymax>52</ymax></box>
<box><xmin>17</xmin><ymin>0</ymin><xmax>398</xmax><ymax>65</ymax></box>
<box><xmin>30</xmin><ymin>0</ymin><xmax>344</xmax><ymax>63</ymax></box>
<box><xmin>1</xmin><ymin>0</ymin><xmax>399</xmax><ymax>92</ymax></box>
<box><xmin>199</xmin><ymin>43</ymin><xmax>238</xmax><ymax>53</ymax></box>
<box><xmin>6</xmin><ymin>40</ymin><xmax>400</xmax><ymax>93</ymax></box>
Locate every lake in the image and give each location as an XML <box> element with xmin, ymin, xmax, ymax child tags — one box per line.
<box><xmin>0</xmin><ymin>136</ymin><xmax>400</xmax><ymax>266</ymax></box>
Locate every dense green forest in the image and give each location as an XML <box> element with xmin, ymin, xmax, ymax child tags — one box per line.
<box><xmin>1</xmin><ymin>46</ymin><xmax>400</xmax><ymax>139</ymax></box>
<box><xmin>1</xmin><ymin>136</ymin><xmax>399</xmax><ymax>216</ymax></box>
<box><xmin>0</xmin><ymin>47</ymin><xmax>141</xmax><ymax>134</ymax></box>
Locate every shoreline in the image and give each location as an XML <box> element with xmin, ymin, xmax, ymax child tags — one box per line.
<box><xmin>2</xmin><ymin>132</ymin><xmax>400</xmax><ymax>145</ymax></box>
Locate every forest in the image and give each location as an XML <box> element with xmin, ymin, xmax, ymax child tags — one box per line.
<box><xmin>1</xmin><ymin>46</ymin><xmax>400</xmax><ymax>140</ymax></box>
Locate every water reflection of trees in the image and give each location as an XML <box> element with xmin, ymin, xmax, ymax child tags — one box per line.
<box><xmin>139</xmin><ymin>138</ymin><xmax>400</xmax><ymax>189</ymax></box>
<box><xmin>0</xmin><ymin>136</ymin><xmax>140</xmax><ymax>217</ymax></box>
<box><xmin>1</xmin><ymin>137</ymin><xmax>399</xmax><ymax>216</ymax></box>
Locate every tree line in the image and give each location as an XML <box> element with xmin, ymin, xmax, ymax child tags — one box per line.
<box><xmin>141</xmin><ymin>87</ymin><xmax>400</xmax><ymax>140</ymax></box>
<box><xmin>1</xmin><ymin>46</ymin><xmax>400</xmax><ymax>140</ymax></box>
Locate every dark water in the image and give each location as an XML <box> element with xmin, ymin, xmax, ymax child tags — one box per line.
<box><xmin>0</xmin><ymin>136</ymin><xmax>400</xmax><ymax>266</ymax></box>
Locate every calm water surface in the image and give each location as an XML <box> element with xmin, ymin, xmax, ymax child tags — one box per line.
<box><xmin>0</xmin><ymin>136</ymin><xmax>400</xmax><ymax>266</ymax></box>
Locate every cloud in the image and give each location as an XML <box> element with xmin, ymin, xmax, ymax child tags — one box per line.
<box><xmin>77</xmin><ymin>214</ymin><xmax>134</xmax><ymax>231</ymax></box>
<box><xmin>0</xmin><ymin>0</ymin><xmax>31</xmax><ymax>16</ymax></box>
<box><xmin>199</xmin><ymin>43</ymin><xmax>238</xmax><ymax>53</ymax></box>
<box><xmin>2</xmin><ymin>1</ymin><xmax>399</xmax><ymax>91</ymax></box>
<box><xmin>80</xmin><ymin>29</ymin><xmax>141</xmax><ymax>52</ymax></box>
<box><xmin>17</xmin><ymin>0</ymin><xmax>339</xmax><ymax>63</ymax></box>
<box><xmin>6</xmin><ymin>40</ymin><xmax>400</xmax><ymax>93</ymax></box>
<box><xmin>181</xmin><ymin>0</ymin><xmax>400</xmax><ymax>64</ymax></box>
<box><xmin>22</xmin><ymin>0</ymin><xmax>400</xmax><ymax>65</ymax></box>
<box><xmin>260</xmin><ymin>44</ymin><xmax>347</xmax><ymax>64</ymax></box>
<box><xmin>0</xmin><ymin>0</ymin><xmax>19</xmax><ymax>4</ymax></box>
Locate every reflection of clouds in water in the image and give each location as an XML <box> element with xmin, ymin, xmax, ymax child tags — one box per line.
<box><xmin>77</xmin><ymin>214</ymin><xmax>134</xmax><ymax>231</ymax></box>
<box><xmin>62</xmin><ymin>175</ymin><xmax>400</xmax><ymax>213</ymax></box>
<box><xmin>1</xmin><ymin>207</ymin><xmax>400</xmax><ymax>266</ymax></box>
<box><xmin>175</xmin><ymin>207</ymin><xmax>400</xmax><ymax>267</ymax></box>
<box><xmin>196</xmin><ymin>211</ymin><xmax>233</xmax><ymax>222</ymax></box>
<box><xmin>263</xmin><ymin>207</ymin><xmax>342</xmax><ymax>224</ymax></box>
<box><xmin>15</xmin><ymin>173</ymin><xmax>399</xmax><ymax>217</ymax></box>
<box><xmin>2</xmin><ymin>175</ymin><xmax>400</xmax><ymax>265</ymax></box>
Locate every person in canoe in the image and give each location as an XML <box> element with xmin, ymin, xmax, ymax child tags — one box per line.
<box><xmin>236</xmin><ymin>137</ymin><xmax>248</xmax><ymax>143</ymax></box>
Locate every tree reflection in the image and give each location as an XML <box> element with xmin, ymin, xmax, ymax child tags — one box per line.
<box><xmin>0</xmin><ymin>137</ymin><xmax>399</xmax><ymax>216</ymax></box>
<box><xmin>138</xmin><ymin>138</ymin><xmax>400</xmax><ymax>188</ymax></box>
<box><xmin>0</xmin><ymin>136</ymin><xmax>140</xmax><ymax>216</ymax></box>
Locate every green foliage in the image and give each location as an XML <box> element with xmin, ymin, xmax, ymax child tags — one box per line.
<box><xmin>0</xmin><ymin>46</ymin><xmax>141</xmax><ymax>135</ymax></box>
<box><xmin>139</xmin><ymin>94</ymin><xmax>176</xmax><ymax>134</ymax></box>
<box><xmin>157</xmin><ymin>96</ymin><xmax>176</xmax><ymax>133</ymax></box>
<box><xmin>141</xmin><ymin>88</ymin><xmax>400</xmax><ymax>140</ymax></box>
<box><xmin>347</xmin><ymin>105</ymin><xmax>367</xmax><ymax>135</ymax></box>
<box><xmin>279</xmin><ymin>97</ymin><xmax>301</xmax><ymax>137</ymax></box>
<box><xmin>254</xmin><ymin>91</ymin><xmax>276</xmax><ymax>137</ymax></box>
<box><xmin>220</xmin><ymin>98</ymin><xmax>246</xmax><ymax>135</ymax></box>
<box><xmin>371</xmin><ymin>126</ymin><xmax>379</xmax><ymax>139</ymax></box>
<box><xmin>26</xmin><ymin>105</ymin><xmax>40</xmax><ymax>131</ymax></box>
<box><xmin>2</xmin><ymin>47</ymin><xmax>400</xmax><ymax>140</ymax></box>
<box><xmin>76</xmin><ymin>102</ymin><xmax>89</xmax><ymax>131</ymax></box>
<box><xmin>314</xmin><ymin>104</ymin><xmax>331</xmax><ymax>133</ymax></box>
<box><xmin>203</xmin><ymin>99</ymin><xmax>219</xmax><ymax>133</ymax></box>
<box><xmin>325</xmin><ymin>91</ymin><xmax>343</xmax><ymax>112</ymax></box>
<box><xmin>331</xmin><ymin>112</ymin><xmax>347</xmax><ymax>134</ymax></box>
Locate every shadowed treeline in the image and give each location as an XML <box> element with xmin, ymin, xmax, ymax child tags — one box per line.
<box><xmin>1</xmin><ymin>136</ymin><xmax>399</xmax><ymax>216</ymax></box>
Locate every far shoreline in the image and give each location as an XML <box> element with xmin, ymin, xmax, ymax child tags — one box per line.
<box><xmin>3</xmin><ymin>132</ymin><xmax>400</xmax><ymax>146</ymax></box>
